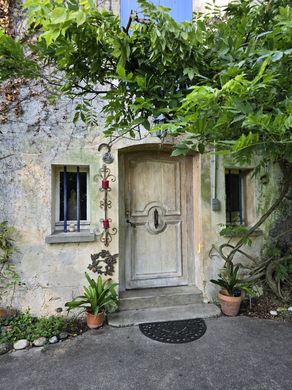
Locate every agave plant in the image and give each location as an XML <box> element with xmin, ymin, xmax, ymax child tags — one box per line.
<box><xmin>65</xmin><ymin>273</ymin><xmax>119</xmax><ymax>315</ymax></box>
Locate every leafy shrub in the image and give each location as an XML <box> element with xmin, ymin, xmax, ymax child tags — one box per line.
<box><xmin>0</xmin><ymin>310</ymin><xmax>64</xmax><ymax>344</ymax></box>
<box><xmin>219</xmin><ymin>224</ymin><xmax>252</xmax><ymax>246</ymax></box>
<box><xmin>274</xmin><ymin>257</ymin><xmax>292</xmax><ymax>283</ymax></box>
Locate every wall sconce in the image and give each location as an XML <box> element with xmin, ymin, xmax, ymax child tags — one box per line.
<box><xmin>98</xmin><ymin>143</ymin><xmax>114</xmax><ymax>164</ymax></box>
<box><xmin>153</xmin><ymin>114</ymin><xmax>168</xmax><ymax>139</ymax></box>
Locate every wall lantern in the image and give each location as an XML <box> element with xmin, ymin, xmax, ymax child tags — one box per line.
<box><xmin>153</xmin><ymin>114</ymin><xmax>168</xmax><ymax>139</ymax></box>
<box><xmin>98</xmin><ymin>143</ymin><xmax>114</xmax><ymax>164</ymax></box>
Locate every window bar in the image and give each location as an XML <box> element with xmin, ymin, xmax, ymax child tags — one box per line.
<box><xmin>63</xmin><ymin>166</ymin><xmax>68</xmax><ymax>232</ymax></box>
<box><xmin>76</xmin><ymin>166</ymin><xmax>80</xmax><ymax>232</ymax></box>
<box><xmin>228</xmin><ymin>169</ymin><xmax>232</xmax><ymax>224</ymax></box>
<box><xmin>238</xmin><ymin>170</ymin><xmax>243</xmax><ymax>224</ymax></box>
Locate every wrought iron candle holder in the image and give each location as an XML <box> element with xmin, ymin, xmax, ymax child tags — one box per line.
<box><xmin>99</xmin><ymin>164</ymin><xmax>117</xmax><ymax>247</ymax></box>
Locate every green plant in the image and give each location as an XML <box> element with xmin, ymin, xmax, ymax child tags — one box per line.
<box><xmin>274</xmin><ymin>257</ymin><xmax>292</xmax><ymax>283</ymax></box>
<box><xmin>0</xmin><ymin>310</ymin><xmax>64</xmax><ymax>344</ymax></box>
<box><xmin>210</xmin><ymin>263</ymin><xmax>254</xmax><ymax>296</ymax></box>
<box><xmin>219</xmin><ymin>224</ymin><xmax>253</xmax><ymax>247</ymax></box>
<box><xmin>0</xmin><ymin>221</ymin><xmax>20</xmax><ymax>303</ymax></box>
<box><xmin>65</xmin><ymin>272</ymin><xmax>118</xmax><ymax>315</ymax></box>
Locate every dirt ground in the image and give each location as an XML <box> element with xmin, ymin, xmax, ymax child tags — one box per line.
<box><xmin>240</xmin><ymin>293</ymin><xmax>292</xmax><ymax>323</ymax></box>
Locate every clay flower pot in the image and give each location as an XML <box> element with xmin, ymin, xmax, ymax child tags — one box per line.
<box><xmin>218</xmin><ymin>290</ymin><xmax>242</xmax><ymax>316</ymax></box>
<box><xmin>0</xmin><ymin>307</ymin><xmax>17</xmax><ymax>318</ymax></box>
<box><xmin>86</xmin><ymin>311</ymin><xmax>105</xmax><ymax>329</ymax></box>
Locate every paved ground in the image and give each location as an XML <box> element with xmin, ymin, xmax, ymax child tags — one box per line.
<box><xmin>1</xmin><ymin>316</ymin><xmax>292</xmax><ymax>390</ymax></box>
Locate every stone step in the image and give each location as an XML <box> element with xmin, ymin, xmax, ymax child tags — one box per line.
<box><xmin>119</xmin><ymin>286</ymin><xmax>203</xmax><ymax>311</ymax></box>
<box><xmin>108</xmin><ymin>303</ymin><xmax>221</xmax><ymax>327</ymax></box>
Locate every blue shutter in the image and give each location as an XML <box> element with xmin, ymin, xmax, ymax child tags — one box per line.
<box><xmin>120</xmin><ymin>0</ymin><xmax>192</xmax><ymax>28</ymax></box>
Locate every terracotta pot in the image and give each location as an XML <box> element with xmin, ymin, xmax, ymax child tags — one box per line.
<box><xmin>0</xmin><ymin>307</ymin><xmax>17</xmax><ymax>318</ymax></box>
<box><xmin>218</xmin><ymin>290</ymin><xmax>242</xmax><ymax>316</ymax></box>
<box><xmin>86</xmin><ymin>311</ymin><xmax>104</xmax><ymax>329</ymax></box>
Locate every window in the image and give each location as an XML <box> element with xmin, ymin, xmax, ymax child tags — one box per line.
<box><xmin>120</xmin><ymin>0</ymin><xmax>193</xmax><ymax>27</ymax></box>
<box><xmin>225</xmin><ymin>169</ymin><xmax>255</xmax><ymax>226</ymax></box>
<box><xmin>54</xmin><ymin>165</ymin><xmax>89</xmax><ymax>232</ymax></box>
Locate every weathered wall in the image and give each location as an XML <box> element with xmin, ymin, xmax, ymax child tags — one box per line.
<box><xmin>0</xmin><ymin>82</ymin><xmax>109</xmax><ymax>314</ymax></box>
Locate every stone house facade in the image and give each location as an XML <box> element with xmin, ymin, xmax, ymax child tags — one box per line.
<box><xmin>0</xmin><ymin>0</ymin><xmax>280</xmax><ymax>316</ymax></box>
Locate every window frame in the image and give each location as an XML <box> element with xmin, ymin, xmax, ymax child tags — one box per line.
<box><xmin>225</xmin><ymin>168</ymin><xmax>255</xmax><ymax>226</ymax></box>
<box><xmin>54</xmin><ymin>165</ymin><xmax>90</xmax><ymax>232</ymax></box>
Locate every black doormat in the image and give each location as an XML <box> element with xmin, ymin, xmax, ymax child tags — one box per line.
<box><xmin>139</xmin><ymin>318</ymin><xmax>207</xmax><ymax>344</ymax></box>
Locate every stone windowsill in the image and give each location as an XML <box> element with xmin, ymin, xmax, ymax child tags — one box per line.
<box><xmin>45</xmin><ymin>230</ymin><xmax>96</xmax><ymax>244</ymax></box>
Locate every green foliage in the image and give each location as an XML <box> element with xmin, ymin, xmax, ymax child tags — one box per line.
<box><xmin>274</xmin><ymin>257</ymin><xmax>292</xmax><ymax>283</ymax></box>
<box><xmin>265</xmin><ymin>244</ymin><xmax>292</xmax><ymax>284</ymax></box>
<box><xmin>11</xmin><ymin>0</ymin><xmax>289</xmax><ymax>174</ymax></box>
<box><xmin>211</xmin><ymin>264</ymin><xmax>241</xmax><ymax>296</ymax></box>
<box><xmin>0</xmin><ymin>221</ymin><xmax>20</xmax><ymax>300</ymax></box>
<box><xmin>210</xmin><ymin>263</ymin><xmax>254</xmax><ymax>296</ymax></box>
<box><xmin>65</xmin><ymin>272</ymin><xmax>119</xmax><ymax>315</ymax></box>
<box><xmin>0</xmin><ymin>30</ymin><xmax>39</xmax><ymax>81</ymax></box>
<box><xmin>171</xmin><ymin>1</ymin><xmax>292</xmax><ymax>168</ymax></box>
<box><xmin>1</xmin><ymin>1</ymin><xmax>291</xmax><ymax>172</ymax></box>
<box><xmin>19</xmin><ymin>0</ymin><xmax>215</xmax><ymax>134</ymax></box>
<box><xmin>219</xmin><ymin>224</ymin><xmax>252</xmax><ymax>246</ymax></box>
<box><xmin>0</xmin><ymin>310</ymin><xmax>64</xmax><ymax>344</ymax></box>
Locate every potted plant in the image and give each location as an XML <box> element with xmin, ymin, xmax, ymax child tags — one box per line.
<box><xmin>210</xmin><ymin>263</ymin><xmax>252</xmax><ymax>316</ymax></box>
<box><xmin>65</xmin><ymin>272</ymin><xmax>119</xmax><ymax>329</ymax></box>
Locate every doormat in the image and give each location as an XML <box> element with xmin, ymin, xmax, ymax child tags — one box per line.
<box><xmin>139</xmin><ymin>318</ymin><xmax>207</xmax><ymax>344</ymax></box>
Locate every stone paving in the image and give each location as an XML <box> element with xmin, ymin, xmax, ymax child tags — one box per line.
<box><xmin>0</xmin><ymin>316</ymin><xmax>292</xmax><ymax>390</ymax></box>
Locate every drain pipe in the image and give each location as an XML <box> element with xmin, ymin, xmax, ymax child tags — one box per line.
<box><xmin>211</xmin><ymin>143</ymin><xmax>220</xmax><ymax>211</ymax></box>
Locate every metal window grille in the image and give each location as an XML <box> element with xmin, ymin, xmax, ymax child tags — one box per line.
<box><xmin>60</xmin><ymin>166</ymin><xmax>87</xmax><ymax>232</ymax></box>
<box><xmin>225</xmin><ymin>170</ymin><xmax>243</xmax><ymax>225</ymax></box>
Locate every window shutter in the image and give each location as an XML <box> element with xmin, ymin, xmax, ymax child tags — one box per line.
<box><xmin>120</xmin><ymin>0</ymin><xmax>192</xmax><ymax>28</ymax></box>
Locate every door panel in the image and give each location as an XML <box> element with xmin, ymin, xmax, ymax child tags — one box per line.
<box><xmin>124</xmin><ymin>151</ymin><xmax>193</xmax><ymax>289</ymax></box>
<box><xmin>132</xmin><ymin>221</ymin><xmax>182</xmax><ymax>278</ymax></box>
<box><xmin>129</xmin><ymin>158</ymin><xmax>180</xmax><ymax>214</ymax></box>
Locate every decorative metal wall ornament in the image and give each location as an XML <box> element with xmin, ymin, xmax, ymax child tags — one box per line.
<box><xmin>88</xmin><ymin>250</ymin><xmax>118</xmax><ymax>276</ymax></box>
<box><xmin>98</xmin><ymin>143</ymin><xmax>114</xmax><ymax>164</ymax></box>
<box><xmin>99</xmin><ymin>164</ymin><xmax>117</xmax><ymax>247</ymax></box>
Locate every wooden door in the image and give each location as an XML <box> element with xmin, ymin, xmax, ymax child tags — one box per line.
<box><xmin>124</xmin><ymin>151</ymin><xmax>193</xmax><ymax>289</ymax></box>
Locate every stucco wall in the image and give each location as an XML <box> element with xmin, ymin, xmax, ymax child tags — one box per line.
<box><xmin>0</xmin><ymin>108</ymin><xmax>271</xmax><ymax>314</ymax></box>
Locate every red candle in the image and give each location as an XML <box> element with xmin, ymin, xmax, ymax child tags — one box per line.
<box><xmin>102</xmin><ymin>179</ymin><xmax>109</xmax><ymax>189</ymax></box>
<box><xmin>103</xmin><ymin>219</ymin><xmax>110</xmax><ymax>229</ymax></box>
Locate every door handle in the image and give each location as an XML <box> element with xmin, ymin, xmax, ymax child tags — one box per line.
<box><xmin>154</xmin><ymin>208</ymin><xmax>159</xmax><ymax>229</ymax></box>
<box><xmin>126</xmin><ymin>219</ymin><xmax>136</xmax><ymax>228</ymax></box>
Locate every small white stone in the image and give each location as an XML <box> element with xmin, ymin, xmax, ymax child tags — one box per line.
<box><xmin>288</xmin><ymin>307</ymin><xmax>292</xmax><ymax>312</ymax></box>
<box><xmin>270</xmin><ymin>310</ymin><xmax>278</xmax><ymax>316</ymax></box>
<box><xmin>13</xmin><ymin>339</ymin><xmax>30</xmax><ymax>350</ymax></box>
<box><xmin>33</xmin><ymin>337</ymin><xmax>47</xmax><ymax>347</ymax></box>
<box><xmin>49</xmin><ymin>336</ymin><xmax>58</xmax><ymax>344</ymax></box>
